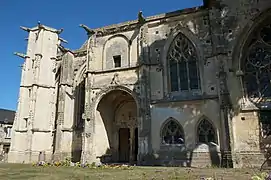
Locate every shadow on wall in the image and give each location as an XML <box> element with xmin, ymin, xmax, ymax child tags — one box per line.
<box><xmin>69</xmin><ymin>9</ymin><xmax>223</xmax><ymax>166</ymax></box>
<box><xmin>140</xmin><ymin>144</ymin><xmax>220</xmax><ymax>167</ymax></box>
<box><xmin>71</xmin><ymin>80</ymin><xmax>85</xmax><ymax>162</ymax></box>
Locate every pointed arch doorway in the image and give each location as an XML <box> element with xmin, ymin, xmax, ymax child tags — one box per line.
<box><xmin>95</xmin><ymin>89</ymin><xmax>138</xmax><ymax>164</ymax></box>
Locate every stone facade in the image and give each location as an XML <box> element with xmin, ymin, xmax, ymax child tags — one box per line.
<box><xmin>0</xmin><ymin>109</ymin><xmax>15</xmax><ymax>162</ymax></box>
<box><xmin>8</xmin><ymin>0</ymin><xmax>271</xmax><ymax>168</ymax></box>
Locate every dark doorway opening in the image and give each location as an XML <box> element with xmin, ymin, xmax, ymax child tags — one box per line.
<box><xmin>119</xmin><ymin>128</ymin><xmax>130</xmax><ymax>163</ymax></box>
<box><xmin>134</xmin><ymin>128</ymin><xmax>138</xmax><ymax>162</ymax></box>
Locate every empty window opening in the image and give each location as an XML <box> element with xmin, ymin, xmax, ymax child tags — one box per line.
<box><xmin>5</xmin><ymin>127</ymin><xmax>12</xmax><ymax>138</ymax></box>
<box><xmin>32</xmin><ymin>59</ymin><xmax>35</xmax><ymax>68</ymax></box>
<box><xmin>28</xmin><ymin>89</ymin><xmax>31</xmax><ymax>98</ymax></box>
<box><xmin>113</xmin><ymin>55</ymin><xmax>121</xmax><ymax>68</ymax></box>
<box><xmin>23</xmin><ymin>118</ymin><xmax>28</xmax><ymax>128</ymax></box>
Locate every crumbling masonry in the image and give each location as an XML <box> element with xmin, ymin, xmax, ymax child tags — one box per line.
<box><xmin>8</xmin><ymin>0</ymin><xmax>271</xmax><ymax>168</ymax></box>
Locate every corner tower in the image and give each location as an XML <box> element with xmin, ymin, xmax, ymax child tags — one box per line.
<box><xmin>9</xmin><ymin>24</ymin><xmax>63</xmax><ymax>163</ymax></box>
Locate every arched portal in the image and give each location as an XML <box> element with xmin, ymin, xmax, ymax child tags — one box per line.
<box><xmin>95</xmin><ymin>89</ymin><xmax>138</xmax><ymax>164</ymax></box>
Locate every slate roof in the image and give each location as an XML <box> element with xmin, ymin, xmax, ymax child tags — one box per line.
<box><xmin>0</xmin><ymin>109</ymin><xmax>15</xmax><ymax>124</ymax></box>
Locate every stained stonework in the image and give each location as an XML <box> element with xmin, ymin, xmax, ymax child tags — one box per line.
<box><xmin>9</xmin><ymin>0</ymin><xmax>271</xmax><ymax>168</ymax></box>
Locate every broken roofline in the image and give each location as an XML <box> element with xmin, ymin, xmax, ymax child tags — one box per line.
<box><xmin>74</xmin><ymin>5</ymin><xmax>206</xmax><ymax>53</ymax></box>
<box><xmin>92</xmin><ymin>6</ymin><xmax>205</xmax><ymax>36</ymax></box>
<box><xmin>20</xmin><ymin>23</ymin><xmax>64</xmax><ymax>34</ymax></box>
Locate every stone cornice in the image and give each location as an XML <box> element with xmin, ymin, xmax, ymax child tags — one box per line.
<box><xmin>85</xmin><ymin>63</ymin><xmax>162</xmax><ymax>75</ymax></box>
<box><xmin>151</xmin><ymin>95</ymin><xmax>219</xmax><ymax>104</ymax></box>
<box><xmin>61</xmin><ymin>128</ymin><xmax>73</xmax><ymax>132</ymax></box>
<box><xmin>20</xmin><ymin>24</ymin><xmax>63</xmax><ymax>34</ymax></box>
<box><xmin>93</xmin><ymin>6</ymin><xmax>205</xmax><ymax>37</ymax></box>
<box><xmin>15</xmin><ymin>129</ymin><xmax>27</xmax><ymax>133</ymax></box>
<box><xmin>74</xmin><ymin>6</ymin><xmax>207</xmax><ymax>53</ymax></box>
<box><xmin>31</xmin><ymin>128</ymin><xmax>52</xmax><ymax>133</ymax></box>
<box><xmin>73</xmin><ymin>50</ymin><xmax>87</xmax><ymax>57</ymax></box>
<box><xmin>20</xmin><ymin>84</ymin><xmax>56</xmax><ymax>89</ymax></box>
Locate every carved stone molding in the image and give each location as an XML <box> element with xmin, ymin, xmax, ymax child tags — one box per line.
<box><xmin>31</xmin><ymin>128</ymin><xmax>51</xmax><ymax>133</ymax></box>
<box><xmin>85</xmin><ymin>132</ymin><xmax>91</xmax><ymax>138</ymax></box>
<box><xmin>61</xmin><ymin>128</ymin><xmax>73</xmax><ymax>132</ymax></box>
<box><xmin>92</xmin><ymin>85</ymin><xmax>139</xmax><ymax>109</ymax></box>
<box><xmin>110</xmin><ymin>73</ymin><xmax>120</xmax><ymax>85</ymax></box>
<box><xmin>15</xmin><ymin>129</ymin><xmax>27</xmax><ymax>133</ymax></box>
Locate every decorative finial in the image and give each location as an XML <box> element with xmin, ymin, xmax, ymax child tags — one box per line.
<box><xmin>138</xmin><ymin>11</ymin><xmax>146</xmax><ymax>24</ymax></box>
<box><xmin>79</xmin><ymin>24</ymin><xmax>95</xmax><ymax>37</ymax></box>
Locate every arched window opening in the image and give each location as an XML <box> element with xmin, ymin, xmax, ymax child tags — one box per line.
<box><xmin>243</xmin><ymin>22</ymin><xmax>271</xmax><ymax>100</ymax></box>
<box><xmin>197</xmin><ymin>119</ymin><xmax>217</xmax><ymax>144</ymax></box>
<box><xmin>168</xmin><ymin>33</ymin><xmax>201</xmax><ymax>92</ymax></box>
<box><xmin>161</xmin><ymin>118</ymin><xmax>184</xmax><ymax>145</ymax></box>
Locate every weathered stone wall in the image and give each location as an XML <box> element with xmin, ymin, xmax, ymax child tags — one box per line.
<box><xmin>9</xmin><ymin>26</ymin><xmax>60</xmax><ymax>163</ymax></box>
<box><xmin>208</xmin><ymin>0</ymin><xmax>271</xmax><ymax>168</ymax></box>
<box><xmin>150</xmin><ymin>100</ymin><xmax>221</xmax><ymax>167</ymax></box>
<box><xmin>88</xmin><ymin>30</ymin><xmax>139</xmax><ymax>72</ymax></box>
<box><xmin>10</xmin><ymin>0</ymin><xmax>271</xmax><ymax>167</ymax></box>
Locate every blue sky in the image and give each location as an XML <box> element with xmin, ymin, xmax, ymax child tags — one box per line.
<box><xmin>0</xmin><ymin>0</ymin><xmax>203</xmax><ymax>110</ymax></box>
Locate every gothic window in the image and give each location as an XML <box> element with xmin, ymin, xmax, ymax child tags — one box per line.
<box><xmin>161</xmin><ymin>118</ymin><xmax>185</xmax><ymax>145</ymax></box>
<box><xmin>168</xmin><ymin>33</ymin><xmax>201</xmax><ymax>92</ymax></box>
<box><xmin>197</xmin><ymin>119</ymin><xmax>217</xmax><ymax>144</ymax></box>
<box><xmin>242</xmin><ymin>22</ymin><xmax>271</xmax><ymax>100</ymax></box>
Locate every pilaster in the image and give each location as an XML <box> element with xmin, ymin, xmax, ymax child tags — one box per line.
<box><xmin>137</xmin><ymin>23</ymin><xmax>152</xmax><ymax>164</ymax></box>
<box><xmin>81</xmin><ymin>73</ymin><xmax>95</xmax><ymax>163</ymax></box>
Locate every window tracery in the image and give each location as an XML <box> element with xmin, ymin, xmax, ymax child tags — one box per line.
<box><xmin>161</xmin><ymin>118</ymin><xmax>184</xmax><ymax>145</ymax></box>
<box><xmin>243</xmin><ymin>22</ymin><xmax>271</xmax><ymax>101</ymax></box>
<box><xmin>168</xmin><ymin>33</ymin><xmax>201</xmax><ymax>92</ymax></box>
<box><xmin>197</xmin><ymin>119</ymin><xmax>216</xmax><ymax>144</ymax></box>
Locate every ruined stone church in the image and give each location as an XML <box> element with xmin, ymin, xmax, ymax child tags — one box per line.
<box><xmin>8</xmin><ymin>0</ymin><xmax>271</xmax><ymax>168</ymax></box>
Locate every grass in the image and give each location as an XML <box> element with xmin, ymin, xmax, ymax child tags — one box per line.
<box><xmin>0</xmin><ymin>163</ymin><xmax>260</xmax><ymax>180</ymax></box>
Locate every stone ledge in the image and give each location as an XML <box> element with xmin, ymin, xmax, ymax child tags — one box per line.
<box><xmin>151</xmin><ymin>94</ymin><xmax>218</xmax><ymax>104</ymax></box>
<box><xmin>31</xmin><ymin>128</ymin><xmax>52</xmax><ymax>133</ymax></box>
